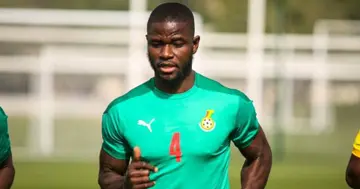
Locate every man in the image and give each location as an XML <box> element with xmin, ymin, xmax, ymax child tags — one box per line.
<box><xmin>0</xmin><ymin>107</ymin><xmax>15</xmax><ymax>189</ymax></box>
<box><xmin>98</xmin><ymin>2</ymin><xmax>272</xmax><ymax>189</ymax></box>
<box><xmin>346</xmin><ymin>130</ymin><xmax>360</xmax><ymax>188</ymax></box>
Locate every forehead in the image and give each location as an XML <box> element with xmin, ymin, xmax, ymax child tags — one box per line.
<box><xmin>147</xmin><ymin>21</ymin><xmax>192</xmax><ymax>37</ymax></box>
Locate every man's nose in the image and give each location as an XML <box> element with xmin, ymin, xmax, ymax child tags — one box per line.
<box><xmin>160</xmin><ymin>45</ymin><xmax>174</xmax><ymax>59</ymax></box>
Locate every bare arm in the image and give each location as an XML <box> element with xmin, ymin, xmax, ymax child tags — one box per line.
<box><xmin>98</xmin><ymin>149</ymin><xmax>129</xmax><ymax>189</ymax></box>
<box><xmin>0</xmin><ymin>154</ymin><xmax>15</xmax><ymax>189</ymax></box>
<box><xmin>239</xmin><ymin>127</ymin><xmax>272</xmax><ymax>189</ymax></box>
<box><xmin>346</xmin><ymin>154</ymin><xmax>360</xmax><ymax>188</ymax></box>
<box><xmin>99</xmin><ymin>109</ymin><xmax>156</xmax><ymax>189</ymax></box>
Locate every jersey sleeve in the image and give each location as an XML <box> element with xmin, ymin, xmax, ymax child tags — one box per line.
<box><xmin>230</xmin><ymin>100</ymin><xmax>260</xmax><ymax>149</ymax></box>
<box><xmin>0</xmin><ymin>107</ymin><xmax>11</xmax><ymax>164</ymax></box>
<box><xmin>352</xmin><ymin>130</ymin><xmax>360</xmax><ymax>158</ymax></box>
<box><xmin>101</xmin><ymin>109</ymin><xmax>131</xmax><ymax>160</ymax></box>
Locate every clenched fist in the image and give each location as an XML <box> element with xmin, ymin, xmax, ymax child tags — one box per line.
<box><xmin>124</xmin><ymin>147</ymin><xmax>158</xmax><ymax>189</ymax></box>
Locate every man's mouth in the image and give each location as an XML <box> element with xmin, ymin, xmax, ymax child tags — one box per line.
<box><xmin>159</xmin><ymin>66</ymin><xmax>176</xmax><ymax>73</ymax></box>
<box><xmin>158</xmin><ymin>63</ymin><xmax>177</xmax><ymax>74</ymax></box>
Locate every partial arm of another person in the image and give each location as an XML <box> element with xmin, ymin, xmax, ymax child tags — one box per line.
<box><xmin>0</xmin><ymin>153</ymin><xmax>15</xmax><ymax>189</ymax></box>
<box><xmin>231</xmin><ymin>100</ymin><xmax>272</xmax><ymax>189</ymax></box>
<box><xmin>346</xmin><ymin>131</ymin><xmax>360</xmax><ymax>188</ymax></box>
<box><xmin>0</xmin><ymin>107</ymin><xmax>15</xmax><ymax>189</ymax></box>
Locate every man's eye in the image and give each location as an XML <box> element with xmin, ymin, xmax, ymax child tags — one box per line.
<box><xmin>151</xmin><ymin>42</ymin><xmax>162</xmax><ymax>48</ymax></box>
<box><xmin>173</xmin><ymin>42</ymin><xmax>184</xmax><ymax>47</ymax></box>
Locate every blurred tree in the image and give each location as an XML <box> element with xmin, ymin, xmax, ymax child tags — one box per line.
<box><xmin>0</xmin><ymin>0</ymin><xmax>360</xmax><ymax>33</ymax></box>
<box><xmin>148</xmin><ymin>0</ymin><xmax>248</xmax><ymax>32</ymax></box>
<box><xmin>267</xmin><ymin>0</ymin><xmax>360</xmax><ymax>33</ymax></box>
<box><xmin>0</xmin><ymin>0</ymin><xmax>129</xmax><ymax>10</ymax></box>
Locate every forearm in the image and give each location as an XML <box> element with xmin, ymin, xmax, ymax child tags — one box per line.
<box><xmin>346</xmin><ymin>171</ymin><xmax>360</xmax><ymax>189</ymax></box>
<box><xmin>0</xmin><ymin>166</ymin><xmax>15</xmax><ymax>189</ymax></box>
<box><xmin>346</xmin><ymin>155</ymin><xmax>360</xmax><ymax>188</ymax></box>
<box><xmin>98</xmin><ymin>170</ymin><xmax>126</xmax><ymax>189</ymax></box>
<box><xmin>241</xmin><ymin>148</ymin><xmax>272</xmax><ymax>189</ymax></box>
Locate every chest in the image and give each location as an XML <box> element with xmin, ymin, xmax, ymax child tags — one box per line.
<box><xmin>122</xmin><ymin>100</ymin><xmax>237</xmax><ymax>162</ymax></box>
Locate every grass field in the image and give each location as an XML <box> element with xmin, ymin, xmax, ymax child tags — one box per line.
<box><xmin>7</xmin><ymin>105</ymin><xmax>360</xmax><ymax>188</ymax></box>
<box><xmin>10</xmin><ymin>132</ymin><xmax>352</xmax><ymax>189</ymax></box>
<box><xmin>10</xmin><ymin>149</ymin><xmax>348</xmax><ymax>189</ymax></box>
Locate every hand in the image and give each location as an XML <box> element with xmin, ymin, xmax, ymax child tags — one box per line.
<box><xmin>125</xmin><ymin>147</ymin><xmax>158</xmax><ymax>189</ymax></box>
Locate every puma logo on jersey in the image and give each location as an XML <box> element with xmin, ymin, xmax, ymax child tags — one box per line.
<box><xmin>138</xmin><ymin>118</ymin><xmax>155</xmax><ymax>132</ymax></box>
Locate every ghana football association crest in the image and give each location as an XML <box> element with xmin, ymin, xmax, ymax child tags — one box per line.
<box><xmin>199</xmin><ymin>110</ymin><xmax>216</xmax><ymax>132</ymax></box>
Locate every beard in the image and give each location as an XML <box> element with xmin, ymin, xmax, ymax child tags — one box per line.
<box><xmin>147</xmin><ymin>53</ymin><xmax>193</xmax><ymax>86</ymax></box>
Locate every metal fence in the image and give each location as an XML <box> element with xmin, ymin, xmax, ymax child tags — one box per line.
<box><xmin>0</xmin><ymin>8</ymin><xmax>359</xmax><ymax>159</ymax></box>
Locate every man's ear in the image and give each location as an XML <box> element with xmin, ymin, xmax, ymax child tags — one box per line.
<box><xmin>192</xmin><ymin>35</ymin><xmax>200</xmax><ymax>54</ymax></box>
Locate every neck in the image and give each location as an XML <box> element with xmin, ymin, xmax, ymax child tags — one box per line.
<box><xmin>155</xmin><ymin>71</ymin><xmax>195</xmax><ymax>94</ymax></box>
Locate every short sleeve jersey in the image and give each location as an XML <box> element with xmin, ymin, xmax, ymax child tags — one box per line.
<box><xmin>101</xmin><ymin>72</ymin><xmax>260</xmax><ymax>189</ymax></box>
<box><xmin>0</xmin><ymin>107</ymin><xmax>11</xmax><ymax>164</ymax></box>
<box><xmin>352</xmin><ymin>130</ymin><xmax>360</xmax><ymax>158</ymax></box>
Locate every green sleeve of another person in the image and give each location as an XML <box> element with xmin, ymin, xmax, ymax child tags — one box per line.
<box><xmin>0</xmin><ymin>107</ymin><xmax>11</xmax><ymax>164</ymax></box>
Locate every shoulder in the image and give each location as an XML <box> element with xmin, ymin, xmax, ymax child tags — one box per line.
<box><xmin>104</xmin><ymin>79</ymin><xmax>154</xmax><ymax>115</ymax></box>
<box><xmin>196</xmin><ymin>73</ymin><xmax>252</xmax><ymax>104</ymax></box>
<box><xmin>0</xmin><ymin>107</ymin><xmax>10</xmax><ymax>164</ymax></box>
<box><xmin>0</xmin><ymin>106</ymin><xmax>8</xmax><ymax>132</ymax></box>
<box><xmin>0</xmin><ymin>106</ymin><xmax>6</xmax><ymax>119</ymax></box>
<box><xmin>0</xmin><ymin>106</ymin><xmax>9</xmax><ymax>142</ymax></box>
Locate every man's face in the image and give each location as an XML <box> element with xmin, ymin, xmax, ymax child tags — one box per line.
<box><xmin>146</xmin><ymin>21</ymin><xmax>200</xmax><ymax>83</ymax></box>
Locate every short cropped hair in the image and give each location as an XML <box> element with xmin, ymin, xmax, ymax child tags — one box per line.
<box><xmin>147</xmin><ymin>2</ymin><xmax>195</xmax><ymax>36</ymax></box>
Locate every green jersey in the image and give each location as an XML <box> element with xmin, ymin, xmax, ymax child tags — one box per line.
<box><xmin>0</xmin><ymin>107</ymin><xmax>11</xmax><ymax>164</ymax></box>
<box><xmin>101</xmin><ymin>72</ymin><xmax>260</xmax><ymax>189</ymax></box>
